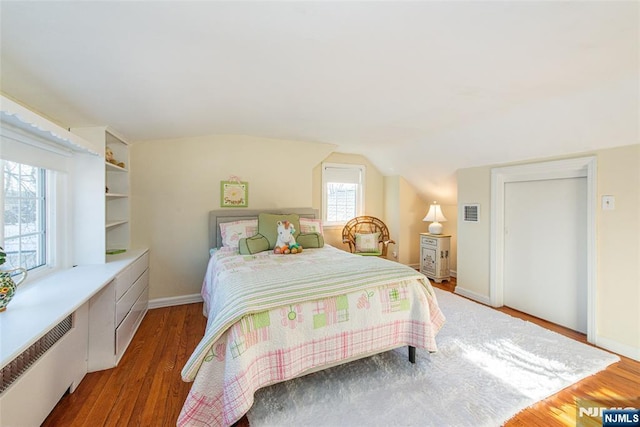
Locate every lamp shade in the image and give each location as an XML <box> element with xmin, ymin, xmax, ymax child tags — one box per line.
<box><xmin>422</xmin><ymin>202</ymin><xmax>447</xmax><ymax>234</ymax></box>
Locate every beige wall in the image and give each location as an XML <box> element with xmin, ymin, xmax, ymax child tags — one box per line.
<box><xmin>457</xmin><ymin>144</ymin><xmax>640</xmax><ymax>359</ymax></box>
<box><xmin>596</xmin><ymin>145</ymin><xmax>640</xmax><ymax>352</ymax></box>
<box><xmin>385</xmin><ymin>176</ymin><xmax>458</xmax><ymax>270</ymax></box>
<box><xmin>384</xmin><ymin>176</ymin><xmax>401</xmax><ymax>261</ymax></box>
<box><xmin>457</xmin><ymin>166</ymin><xmax>492</xmax><ymax>296</ymax></box>
<box><xmin>130</xmin><ymin>134</ymin><xmax>334</xmax><ymax>299</ymax></box>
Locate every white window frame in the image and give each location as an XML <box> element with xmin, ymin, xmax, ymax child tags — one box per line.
<box><xmin>1</xmin><ymin>160</ymin><xmax>47</xmax><ymax>271</ymax></box>
<box><xmin>0</xmin><ymin>129</ymin><xmax>73</xmax><ymax>283</ymax></box>
<box><xmin>321</xmin><ymin>162</ymin><xmax>365</xmax><ymax>227</ymax></box>
<box><xmin>0</xmin><ymin>160</ymin><xmax>65</xmax><ymax>281</ymax></box>
<box><xmin>1</xmin><ymin>96</ymin><xmax>99</xmax><ymax>284</ymax></box>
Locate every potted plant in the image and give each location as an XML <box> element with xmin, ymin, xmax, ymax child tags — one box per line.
<box><xmin>0</xmin><ymin>246</ymin><xmax>28</xmax><ymax>312</ymax></box>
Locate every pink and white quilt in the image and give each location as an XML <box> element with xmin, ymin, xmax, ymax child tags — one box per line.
<box><xmin>179</xmin><ymin>245</ymin><xmax>445</xmax><ymax>427</ymax></box>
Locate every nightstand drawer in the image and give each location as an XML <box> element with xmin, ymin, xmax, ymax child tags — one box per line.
<box><xmin>421</xmin><ymin>236</ymin><xmax>437</xmax><ymax>247</ymax></box>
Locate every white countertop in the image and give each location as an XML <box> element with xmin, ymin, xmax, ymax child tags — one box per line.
<box><xmin>0</xmin><ymin>249</ymin><xmax>148</xmax><ymax>368</ymax></box>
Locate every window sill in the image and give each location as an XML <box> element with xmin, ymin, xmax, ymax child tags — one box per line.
<box><xmin>322</xmin><ymin>224</ymin><xmax>346</xmax><ymax>230</ymax></box>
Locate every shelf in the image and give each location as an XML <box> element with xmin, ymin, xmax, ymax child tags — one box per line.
<box><xmin>105</xmin><ymin>161</ymin><xmax>128</xmax><ymax>172</ymax></box>
<box><xmin>70</xmin><ymin>126</ymin><xmax>131</xmax><ymax>263</ymax></box>
<box><xmin>106</xmin><ymin>220</ymin><xmax>128</xmax><ymax>229</ymax></box>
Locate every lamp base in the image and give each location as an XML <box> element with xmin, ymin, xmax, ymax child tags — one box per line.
<box><xmin>428</xmin><ymin>222</ymin><xmax>443</xmax><ymax>235</ymax></box>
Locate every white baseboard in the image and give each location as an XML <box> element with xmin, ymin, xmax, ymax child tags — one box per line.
<box><xmin>406</xmin><ymin>265</ymin><xmax>457</xmax><ymax>278</ymax></box>
<box><xmin>454</xmin><ymin>287</ymin><xmax>493</xmax><ymax>306</ymax></box>
<box><xmin>595</xmin><ymin>335</ymin><xmax>640</xmax><ymax>362</ymax></box>
<box><xmin>148</xmin><ymin>294</ymin><xmax>203</xmax><ymax>309</ymax></box>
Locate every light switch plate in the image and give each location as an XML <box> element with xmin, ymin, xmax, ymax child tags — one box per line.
<box><xmin>602</xmin><ymin>195</ymin><xmax>615</xmax><ymax>210</ymax></box>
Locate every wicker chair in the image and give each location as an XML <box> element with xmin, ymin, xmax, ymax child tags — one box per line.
<box><xmin>341</xmin><ymin>216</ymin><xmax>395</xmax><ymax>257</ymax></box>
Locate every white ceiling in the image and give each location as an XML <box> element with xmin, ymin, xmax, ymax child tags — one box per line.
<box><xmin>1</xmin><ymin>1</ymin><xmax>638</xmax><ymax>203</ymax></box>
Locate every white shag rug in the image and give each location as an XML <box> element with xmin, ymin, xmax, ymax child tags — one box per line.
<box><xmin>247</xmin><ymin>288</ymin><xmax>619</xmax><ymax>427</ymax></box>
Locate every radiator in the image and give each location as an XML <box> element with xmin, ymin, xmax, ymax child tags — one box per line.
<box><xmin>0</xmin><ymin>304</ymin><xmax>88</xmax><ymax>426</ymax></box>
<box><xmin>1</xmin><ymin>314</ymin><xmax>73</xmax><ymax>395</ymax></box>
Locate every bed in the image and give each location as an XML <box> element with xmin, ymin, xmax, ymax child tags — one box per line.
<box><xmin>178</xmin><ymin>208</ymin><xmax>445</xmax><ymax>427</ymax></box>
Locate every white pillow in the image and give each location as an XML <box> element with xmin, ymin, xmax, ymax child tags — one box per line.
<box><xmin>299</xmin><ymin>218</ymin><xmax>324</xmax><ymax>235</ymax></box>
<box><xmin>355</xmin><ymin>232</ymin><xmax>380</xmax><ymax>253</ymax></box>
<box><xmin>220</xmin><ymin>219</ymin><xmax>258</xmax><ymax>248</ymax></box>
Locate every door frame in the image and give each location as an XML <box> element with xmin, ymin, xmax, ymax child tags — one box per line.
<box><xmin>490</xmin><ymin>156</ymin><xmax>597</xmax><ymax>343</ymax></box>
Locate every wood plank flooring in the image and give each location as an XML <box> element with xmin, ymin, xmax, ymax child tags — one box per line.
<box><xmin>42</xmin><ymin>304</ymin><xmax>207</xmax><ymax>427</ymax></box>
<box><xmin>43</xmin><ymin>279</ymin><xmax>639</xmax><ymax>426</ymax></box>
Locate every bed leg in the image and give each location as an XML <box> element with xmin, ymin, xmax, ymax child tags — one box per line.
<box><xmin>408</xmin><ymin>346</ymin><xmax>416</xmax><ymax>363</ymax></box>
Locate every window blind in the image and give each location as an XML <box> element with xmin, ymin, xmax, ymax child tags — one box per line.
<box><xmin>0</xmin><ymin>96</ymin><xmax>100</xmax><ymax>172</ymax></box>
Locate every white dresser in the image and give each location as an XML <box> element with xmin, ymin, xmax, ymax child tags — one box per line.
<box><xmin>88</xmin><ymin>249</ymin><xmax>150</xmax><ymax>371</ymax></box>
<box><xmin>419</xmin><ymin>233</ymin><xmax>451</xmax><ymax>283</ymax></box>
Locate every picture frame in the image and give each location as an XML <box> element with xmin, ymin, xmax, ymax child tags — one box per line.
<box><xmin>220</xmin><ymin>180</ymin><xmax>249</xmax><ymax>207</ymax></box>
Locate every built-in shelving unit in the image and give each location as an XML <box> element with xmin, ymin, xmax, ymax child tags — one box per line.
<box><xmin>104</xmin><ymin>130</ymin><xmax>130</xmax><ymax>254</ymax></box>
<box><xmin>70</xmin><ymin>126</ymin><xmax>131</xmax><ymax>261</ymax></box>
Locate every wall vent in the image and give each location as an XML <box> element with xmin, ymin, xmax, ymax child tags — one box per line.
<box><xmin>463</xmin><ymin>204</ymin><xmax>480</xmax><ymax>223</ymax></box>
<box><xmin>0</xmin><ymin>314</ymin><xmax>72</xmax><ymax>395</ymax></box>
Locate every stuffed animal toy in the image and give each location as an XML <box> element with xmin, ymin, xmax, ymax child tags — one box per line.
<box><xmin>274</xmin><ymin>220</ymin><xmax>303</xmax><ymax>254</ymax></box>
<box><xmin>105</xmin><ymin>147</ymin><xmax>116</xmax><ymax>164</ymax></box>
<box><xmin>105</xmin><ymin>146</ymin><xmax>126</xmax><ymax>169</ymax></box>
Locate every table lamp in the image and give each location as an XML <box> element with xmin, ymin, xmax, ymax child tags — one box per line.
<box><xmin>423</xmin><ymin>201</ymin><xmax>447</xmax><ymax>234</ymax></box>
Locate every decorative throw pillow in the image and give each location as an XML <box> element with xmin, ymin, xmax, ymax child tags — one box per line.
<box><xmin>220</xmin><ymin>220</ymin><xmax>258</xmax><ymax>248</ymax></box>
<box><xmin>296</xmin><ymin>232</ymin><xmax>324</xmax><ymax>249</ymax></box>
<box><xmin>355</xmin><ymin>232</ymin><xmax>380</xmax><ymax>253</ymax></box>
<box><xmin>238</xmin><ymin>234</ymin><xmax>270</xmax><ymax>255</ymax></box>
<box><xmin>299</xmin><ymin>218</ymin><xmax>324</xmax><ymax>235</ymax></box>
<box><xmin>258</xmin><ymin>213</ymin><xmax>301</xmax><ymax>249</ymax></box>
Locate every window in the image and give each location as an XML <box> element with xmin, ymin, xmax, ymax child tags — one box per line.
<box><xmin>2</xmin><ymin>95</ymin><xmax>101</xmax><ymax>281</ymax></box>
<box><xmin>322</xmin><ymin>163</ymin><xmax>365</xmax><ymax>226</ymax></box>
<box><xmin>1</xmin><ymin>160</ymin><xmax>47</xmax><ymax>271</ymax></box>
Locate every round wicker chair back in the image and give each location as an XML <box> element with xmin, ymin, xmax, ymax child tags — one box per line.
<box><xmin>341</xmin><ymin>216</ymin><xmax>395</xmax><ymax>257</ymax></box>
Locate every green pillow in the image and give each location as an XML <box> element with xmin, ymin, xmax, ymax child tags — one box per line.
<box><xmin>296</xmin><ymin>232</ymin><xmax>324</xmax><ymax>249</ymax></box>
<box><xmin>258</xmin><ymin>213</ymin><xmax>300</xmax><ymax>249</ymax></box>
<box><xmin>238</xmin><ymin>233</ymin><xmax>270</xmax><ymax>255</ymax></box>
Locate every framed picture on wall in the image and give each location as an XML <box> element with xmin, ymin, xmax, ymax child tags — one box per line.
<box><xmin>220</xmin><ymin>180</ymin><xmax>249</xmax><ymax>207</ymax></box>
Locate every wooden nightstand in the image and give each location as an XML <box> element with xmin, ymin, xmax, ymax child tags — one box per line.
<box><xmin>419</xmin><ymin>233</ymin><xmax>451</xmax><ymax>283</ymax></box>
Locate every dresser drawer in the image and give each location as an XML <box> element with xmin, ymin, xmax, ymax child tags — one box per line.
<box><xmin>88</xmin><ymin>249</ymin><xmax>150</xmax><ymax>372</ymax></box>
<box><xmin>129</xmin><ymin>251</ymin><xmax>149</xmax><ymax>288</ymax></box>
<box><xmin>115</xmin><ymin>268</ymin><xmax>149</xmax><ymax>327</ymax></box>
<box><xmin>115</xmin><ymin>284</ymin><xmax>149</xmax><ymax>362</ymax></box>
<box><xmin>114</xmin><ymin>251</ymin><xmax>150</xmax><ymax>301</ymax></box>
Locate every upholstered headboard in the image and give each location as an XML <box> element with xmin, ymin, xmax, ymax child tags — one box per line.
<box><xmin>209</xmin><ymin>208</ymin><xmax>319</xmax><ymax>249</ymax></box>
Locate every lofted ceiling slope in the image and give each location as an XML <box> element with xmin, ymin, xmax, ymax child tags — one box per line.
<box><xmin>1</xmin><ymin>1</ymin><xmax>638</xmax><ymax>203</ymax></box>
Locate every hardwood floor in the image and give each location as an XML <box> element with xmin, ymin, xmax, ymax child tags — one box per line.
<box><xmin>42</xmin><ymin>304</ymin><xmax>207</xmax><ymax>427</ymax></box>
<box><xmin>43</xmin><ymin>279</ymin><xmax>639</xmax><ymax>426</ymax></box>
